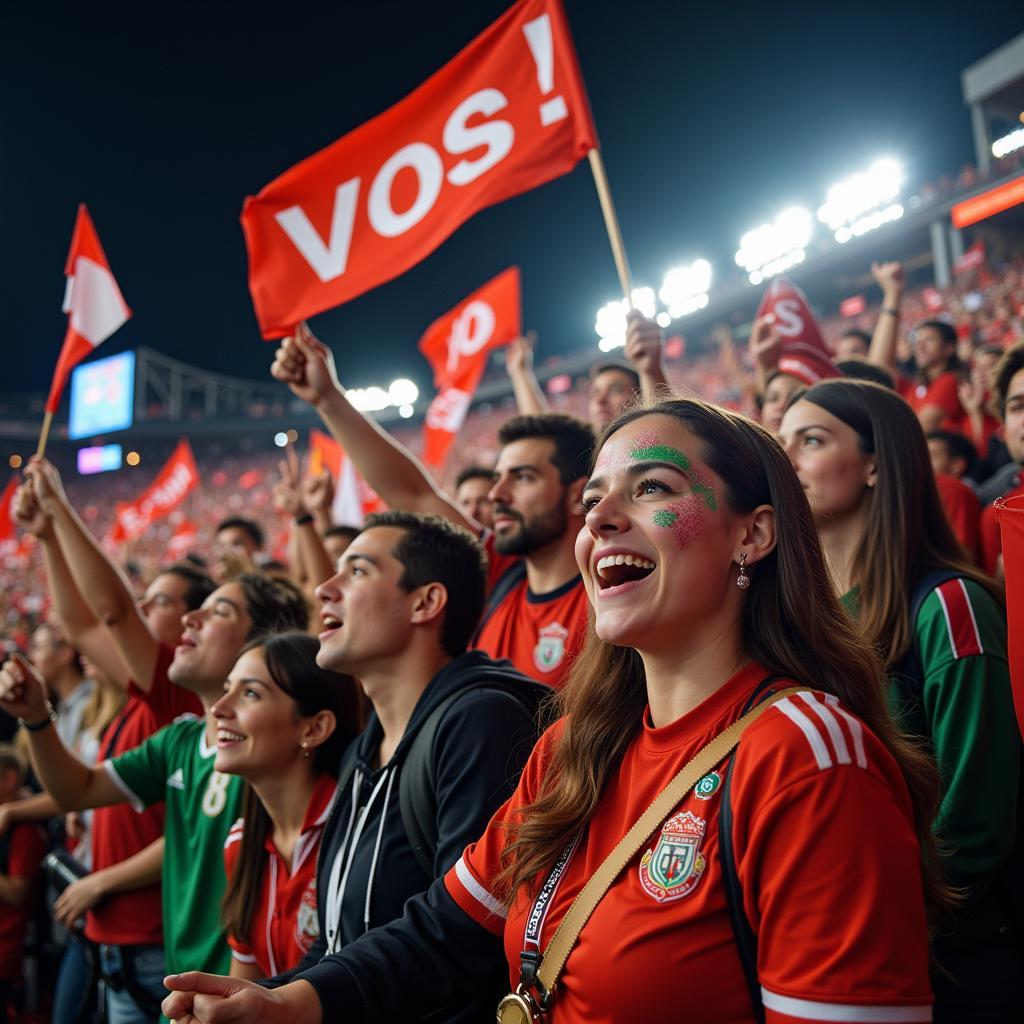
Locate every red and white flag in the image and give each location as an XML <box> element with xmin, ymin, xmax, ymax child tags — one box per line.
<box><xmin>953</xmin><ymin>240</ymin><xmax>986</xmax><ymax>277</ymax></box>
<box><xmin>756</xmin><ymin>278</ymin><xmax>841</xmax><ymax>386</ymax></box>
<box><xmin>241</xmin><ymin>0</ymin><xmax>595</xmax><ymax>337</ymax></box>
<box><xmin>419</xmin><ymin>267</ymin><xmax>521</xmax><ymax>467</ymax></box>
<box><xmin>165</xmin><ymin>518</ymin><xmax>199</xmax><ymax>562</ymax></box>
<box><xmin>47</xmin><ymin>205</ymin><xmax>131</xmax><ymax>413</ymax></box>
<box><xmin>309</xmin><ymin>429</ymin><xmax>384</xmax><ymax>526</ymax></box>
<box><xmin>109</xmin><ymin>440</ymin><xmax>199</xmax><ymax>543</ymax></box>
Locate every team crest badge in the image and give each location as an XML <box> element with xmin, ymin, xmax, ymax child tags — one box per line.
<box><xmin>638</xmin><ymin>810</ymin><xmax>706</xmax><ymax>903</ymax></box>
<box><xmin>533</xmin><ymin>622</ymin><xmax>569</xmax><ymax>673</ymax></box>
<box><xmin>295</xmin><ymin>882</ymin><xmax>320</xmax><ymax>953</ymax></box>
<box><xmin>694</xmin><ymin>771</ymin><xmax>721</xmax><ymax>800</ymax></box>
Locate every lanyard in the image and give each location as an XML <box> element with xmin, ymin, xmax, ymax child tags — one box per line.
<box><xmin>522</xmin><ymin>833</ymin><xmax>580</xmax><ymax>954</ymax></box>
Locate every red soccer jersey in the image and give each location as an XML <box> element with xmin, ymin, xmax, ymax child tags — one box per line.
<box><xmin>446</xmin><ymin>663</ymin><xmax>932</xmax><ymax>1024</ymax></box>
<box><xmin>224</xmin><ymin>774</ymin><xmax>339</xmax><ymax>977</ymax></box>
<box><xmin>86</xmin><ymin>642</ymin><xmax>201</xmax><ymax>945</ymax></box>
<box><xmin>935</xmin><ymin>473</ymin><xmax>982</xmax><ymax>566</ymax></box>
<box><xmin>980</xmin><ymin>479</ymin><xmax>1024</xmax><ymax>575</ymax></box>
<box><xmin>899</xmin><ymin>371</ymin><xmax>964</xmax><ymax>429</ymax></box>
<box><xmin>0</xmin><ymin>822</ymin><xmax>46</xmax><ymax>980</ymax></box>
<box><xmin>475</xmin><ymin>535</ymin><xmax>589</xmax><ymax>688</ymax></box>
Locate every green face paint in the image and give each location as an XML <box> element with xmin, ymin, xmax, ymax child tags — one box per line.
<box><xmin>653</xmin><ymin>508</ymin><xmax>678</xmax><ymax>528</ymax></box>
<box><xmin>630</xmin><ymin>442</ymin><xmax>718</xmax><ymax>512</ymax></box>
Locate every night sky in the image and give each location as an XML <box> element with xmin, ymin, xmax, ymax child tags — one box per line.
<box><xmin>4</xmin><ymin>1</ymin><xmax>1022</xmax><ymax>399</ymax></box>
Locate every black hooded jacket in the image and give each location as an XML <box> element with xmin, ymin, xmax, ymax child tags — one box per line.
<box><xmin>267</xmin><ymin>650</ymin><xmax>546</xmax><ymax>1023</ymax></box>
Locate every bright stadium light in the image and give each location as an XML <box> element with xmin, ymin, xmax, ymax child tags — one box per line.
<box><xmin>818</xmin><ymin>158</ymin><xmax>904</xmax><ymax>242</ymax></box>
<box><xmin>346</xmin><ymin>386</ymin><xmax>392</xmax><ymax>412</ymax></box>
<box><xmin>594</xmin><ymin>286</ymin><xmax>656</xmax><ymax>350</ymax></box>
<box><xmin>656</xmin><ymin>312</ymin><xmax>671</xmax><ymax>328</ymax></box>
<box><xmin>992</xmin><ymin>127</ymin><xmax>1024</xmax><ymax>159</ymax></box>
<box><xmin>388</xmin><ymin>378</ymin><xmax>419</xmax><ymax>406</ymax></box>
<box><xmin>735</xmin><ymin>208</ymin><xmax>812</xmax><ymax>285</ymax></box>
<box><xmin>274</xmin><ymin>432</ymin><xmax>288</xmax><ymax>447</ymax></box>
<box><xmin>398</xmin><ymin>403</ymin><xmax>414</xmax><ymax>419</ymax></box>
<box><xmin>659</xmin><ymin>259</ymin><xmax>712</xmax><ymax>318</ymax></box>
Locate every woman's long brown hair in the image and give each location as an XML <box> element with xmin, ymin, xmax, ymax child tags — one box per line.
<box><xmin>497</xmin><ymin>398</ymin><xmax>953</xmax><ymax>928</ymax></box>
<box><xmin>799</xmin><ymin>378</ymin><xmax>999</xmax><ymax>667</ymax></box>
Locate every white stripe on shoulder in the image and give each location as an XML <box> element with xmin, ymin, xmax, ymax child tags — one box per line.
<box><xmin>774</xmin><ymin>696</ymin><xmax>832</xmax><ymax>770</ymax></box>
<box><xmin>102</xmin><ymin>760</ymin><xmax>147</xmax><ymax>814</ymax></box>
<box><xmin>958</xmin><ymin>579</ymin><xmax>985</xmax><ymax>655</ymax></box>
<box><xmin>934</xmin><ymin>586</ymin><xmax>958</xmax><ymax>659</ymax></box>
<box><xmin>231</xmin><ymin>951</ymin><xmax>258</xmax><ymax>964</ymax></box>
<box><xmin>454</xmin><ymin>856</ymin><xmax>507</xmax><ymax>920</ymax></box>
<box><xmin>761</xmin><ymin>988</ymin><xmax>931</xmax><ymax>1021</ymax></box>
<box><xmin>798</xmin><ymin>692</ymin><xmax>851</xmax><ymax>765</ymax></box>
<box><xmin>822</xmin><ymin>694</ymin><xmax>867</xmax><ymax>769</ymax></box>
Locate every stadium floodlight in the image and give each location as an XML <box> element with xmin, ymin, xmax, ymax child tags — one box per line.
<box><xmin>656</xmin><ymin>312</ymin><xmax>671</xmax><ymax>328</ymax></box>
<box><xmin>818</xmin><ymin>159</ymin><xmax>904</xmax><ymax>242</ymax></box>
<box><xmin>274</xmin><ymin>432</ymin><xmax>288</xmax><ymax>447</ymax></box>
<box><xmin>735</xmin><ymin>208</ymin><xmax>812</xmax><ymax>286</ymax></box>
<box><xmin>659</xmin><ymin>259</ymin><xmax>712</xmax><ymax>319</ymax></box>
<box><xmin>992</xmin><ymin>127</ymin><xmax>1024</xmax><ymax>160</ymax></box>
<box><xmin>398</xmin><ymin>404</ymin><xmax>414</xmax><ymax>419</ymax></box>
<box><xmin>594</xmin><ymin>286</ymin><xmax>656</xmax><ymax>351</ymax></box>
<box><xmin>388</xmin><ymin>378</ymin><xmax>419</xmax><ymax>406</ymax></box>
<box><xmin>346</xmin><ymin>386</ymin><xmax>392</xmax><ymax>412</ymax></box>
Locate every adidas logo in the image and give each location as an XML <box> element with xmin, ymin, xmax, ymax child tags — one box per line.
<box><xmin>167</xmin><ymin>769</ymin><xmax>185</xmax><ymax>791</ymax></box>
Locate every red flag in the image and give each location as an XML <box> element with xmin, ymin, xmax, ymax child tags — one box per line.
<box><xmin>47</xmin><ymin>205</ymin><xmax>131</xmax><ymax>413</ymax></box>
<box><xmin>241</xmin><ymin>0</ymin><xmax>595</xmax><ymax>338</ymax></box>
<box><xmin>109</xmin><ymin>440</ymin><xmax>199</xmax><ymax>542</ymax></box>
<box><xmin>0</xmin><ymin>477</ymin><xmax>17</xmax><ymax>546</ymax></box>
<box><xmin>996</xmin><ymin>493</ymin><xmax>1024</xmax><ymax>739</ymax></box>
<box><xmin>165</xmin><ymin>519</ymin><xmax>199</xmax><ymax>562</ymax></box>
<box><xmin>921</xmin><ymin>286</ymin><xmax>945</xmax><ymax>312</ymax></box>
<box><xmin>953</xmin><ymin>240</ymin><xmax>986</xmax><ymax>277</ymax></box>
<box><xmin>308</xmin><ymin>429</ymin><xmax>384</xmax><ymax>526</ymax></box>
<box><xmin>419</xmin><ymin>268</ymin><xmax>521</xmax><ymax>467</ymax></box>
<box><xmin>756</xmin><ymin>278</ymin><xmax>841</xmax><ymax>386</ymax></box>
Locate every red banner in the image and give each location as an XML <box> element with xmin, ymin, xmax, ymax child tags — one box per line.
<box><xmin>996</xmin><ymin>493</ymin><xmax>1024</xmax><ymax>739</ymax></box>
<box><xmin>419</xmin><ymin>268</ymin><xmax>521</xmax><ymax>467</ymax></box>
<box><xmin>921</xmin><ymin>286</ymin><xmax>945</xmax><ymax>312</ymax></box>
<box><xmin>839</xmin><ymin>294</ymin><xmax>865</xmax><ymax>318</ymax></box>
<box><xmin>953</xmin><ymin>240</ymin><xmax>986</xmax><ymax>276</ymax></box>
<box><xmin>0</xmin><ymin>477</ymin><xmax>17</xmax><ymax>551</ymax></box>
<box><xmin>756</xmin><ymin>278</ymin><xmax>840</xmax><ymax>386</ymax></box>
<box><xmin>241</xmin><ymin>0</ymin><xmax>595</xmax><ymax>338</ymax></box>
<box><xmin>165</xmin><ymin>518</ymin><xmax>199</xmax><ymax>562</ymax></box>
<box><xmin>110</xmin><ymin>440</ymin><xmax>199</xmax><ymax>543</ymax></box>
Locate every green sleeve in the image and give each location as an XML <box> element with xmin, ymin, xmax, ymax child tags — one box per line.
<box><xmin>105</xmin><ymin>720</ymin><xmax>177</xmax><ymax>812</ymax></box>
<box><xmin>917</xmin><ymin>580</ymin><xmax>1020</xmax><ymax>894</ymax></box>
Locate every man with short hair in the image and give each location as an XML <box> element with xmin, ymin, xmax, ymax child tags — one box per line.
<box><xmin>271</xmin><ymin>325</ymin><xmax>593</xmax><ymax>686</ymax></box>
<box><xmin>979</xmin><ymin>342</ymin><xmax>1024</xmax><ymax>578</ymax></box>
<box><xmin>927</xmin><ymin>429</ymin><xmax>977</xmax><ymax>482</ymax></box>
<box><xmin>158</xmin><ymin>510</ymin><xmax>545</xmax><ymax>1024</ymax></box>
<box><xmin>453</xmin><ymin>466</ymin><xmax>494</xmax><ymax>528</ymax></box>
<box><xmin>835</xmin><ymin>328</ymin><xmax>871</xmax><ymax>360</ymax></box>
<box><xmin>213</xmin><ymin>517</ymin><xmax>265</xmax><ymax>582</ymax></box>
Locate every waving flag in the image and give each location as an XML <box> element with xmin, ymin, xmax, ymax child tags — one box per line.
<box><xmin>109</xmin><ymin>440</ymin><xmax>199</xmax><ymax>543</ymax></box>
<box><xmin>309</xmin><ymin>429</ymin><xmax>384</xmax><ymax>526</ymax></box>
<box><xmin>241</xmin><ymin>0</ymin><xmax>595</xmax><ymax>337</ymax></box>
<box><xmin>419</xmin><ymin>268</ymin><xmax>521</xmax><ymax>467</ymax></box>
<box><xmin>47</xmin><ymin>205</ymin><xmax>131</xmax><ymax>413</ymax></box>
<box><xmin>756</xmin><ymin>278</ymin><xmax>840</xmax><ymax>386</ymax></box>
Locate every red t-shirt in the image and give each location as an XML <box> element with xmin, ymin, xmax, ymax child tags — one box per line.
<box><xmin>980</xmin><ymin>479</ymin><xmax>1024</xmax><ymax>575</ymax></box>
<box><xmin>224</xmin><ymin>774</ymin><xmax>339</xmax><ymax>977</ymax></box>
<box><xmin>935</xmin><ymin>473</ymin><xmax>982</xmax><ymax>566</ymax></box>
<box><xmin>475</xmin><ymin>536</ymin><xmax>589</xmax><ymax>688</ymax></box>
<box><xmin>446</xmin><ymin>663</ymin><xmax>932</xmax><ymax>1024</ymax></box>
<box><xmin>86</xmin><ymin>642</ymin><xmax>202</xmax><ymax>946</ymax></box>
<box><xmin>0</xmin><ymin>822</ymin><xmax>46</xmax><ymax>980</ymax></box>
<box><xmin>899</xmin><ymin>371</ymin><xmax>964</xmax><ymax>429</ymax></box>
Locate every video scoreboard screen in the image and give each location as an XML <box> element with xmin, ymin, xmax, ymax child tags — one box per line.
<box><xmin>68</xmin><ymin>350</ymin><xmax>135</xmax><ymax>441</ymax></box>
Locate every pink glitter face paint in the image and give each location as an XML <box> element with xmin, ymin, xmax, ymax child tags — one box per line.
<box><xmin>652</xmin><ymin>495</ymin><xmax>704</xmax><ymax>549</ymax></box>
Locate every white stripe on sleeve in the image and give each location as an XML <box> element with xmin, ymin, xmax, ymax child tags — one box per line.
<box><xmin>761</xmin><ymin>988</ymin><xmax>931</xmax><ymax>1021</ymax></box>
<box><xmin>774</xmin><ymin>697</ymin><xmax>833</xmax><ymax>770</ymax></box>
<box><xmin>798</xmin><ymin>692</ymin><xmax>851</xmax><ymax>765</ymax></box>
<box><xmin>822</xmin><ymin>694</ymin><xmax>868</xmax><ymax>769</ymax></box>
<box><xmin>454</xmin><ymin>856</ymin><xmax>507</xmax><ymax>920</ymax></box>
<box><xmin>102</xmin><ymin>760</ymin><xmax>147</xmax><ymax>814</ymax></box>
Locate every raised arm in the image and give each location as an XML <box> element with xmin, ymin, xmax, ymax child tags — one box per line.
<box><xmin>13</xmin><ymin>483</ymin><xmax>132</xmax><ymax>689</ymax></box>
<box><xmin>273</xmin><ymin>453</ymin><xmax>335</xmax><ymax>602</ymax></box>
<box><xmin>24</xmin><ymin>458</ymin><xmax>159</xmax><ymax>690</ymax></box>
<box><xmin>866</xmin><ymin>261</ymin><xmax>905</xmax><ymax>375</ymax></box>
<box><xmin>271</xmin><ymin>324</ymin><xmax>474</xmax><ymax>530</ymax></box>
<box><xmin>505</xmin><ymin>333</ymin><xmax>550</xmax><ymax>416</ymax></box>
<box><xmin>748</xmin><ymin>316</ymin><xmax>783</xmax><ymax>398</ymax></box>
<box><xmin>625</xmin><ymin>312</ymin><xmax>670</xmax><ymax>402</ymax></box>
<box><xmin>0</xmin><ymin>655</ymin><xmax>126</xmax><ymax>811</ymax></box>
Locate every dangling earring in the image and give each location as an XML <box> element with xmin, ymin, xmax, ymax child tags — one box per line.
<box><xmin>736</xmin><ymin>553</ymin><xmax>750</xmax><ymax>590</ymax></box>
<box><xmin>301</xmin><ymin>741</ymin><xmax>310</xmax><ymax>759</ymax></box>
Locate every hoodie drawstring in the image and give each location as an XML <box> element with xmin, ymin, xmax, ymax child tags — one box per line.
<box><xmin>363</xmin><ymin>767</ymin><xmax>397</xmax><ymax>933</ymax></box>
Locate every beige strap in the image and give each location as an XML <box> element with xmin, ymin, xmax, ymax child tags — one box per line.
<box><xmin>536</xmin><ymin>686</ymin><xmax>804</xmax><ymax>997</ymax></box>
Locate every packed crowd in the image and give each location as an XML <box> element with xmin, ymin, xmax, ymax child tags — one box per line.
<box><xmin>0</xmin><ymin>251</ymin><xmax>1020</xmax><ymax>1024</ymax></box>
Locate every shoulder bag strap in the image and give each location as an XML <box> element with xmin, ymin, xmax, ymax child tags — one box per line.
<box><xmin>533</xmin><ymin>686</ymin><xmax>804</xmax><ymax>1001</ymax></box>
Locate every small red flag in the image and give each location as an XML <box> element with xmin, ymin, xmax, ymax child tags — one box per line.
<box><xmin>109</xmin><ymin>440</ymin><xmax>199</xmax><ymax>543</ymax></box>
<box><xmin>756</xmin><ymin>278</ymin><xmax>841</xmax><ymax>386</ymax></box>
<box><xmin>47</xmin><ymin>205</ymin><xmax>131</xmax><ymax>413</ymax></box>
<box><xmin>241</xmin><ymin>0</ymin><xmax>595</xmax><ymax>338</ymax></box>
<box><xmin>308</xmin><ymin>429</ymin><xmax>384</xmax><ymax>526</ymax></box>
<box><xmin>419</xmin><ymin>268</ymin><xmax>521</xmax><ymax>468</ymax></box>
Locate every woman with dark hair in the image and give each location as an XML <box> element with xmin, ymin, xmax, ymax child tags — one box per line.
<box><xmin>216</xmin><ymin>631</ymin><xmax>361</xmax><ymax>979</ymax></box>
<box><xmin>780</xmin><ymin>378</ymin><xmax>1021</xmax><ymax>1023</ymax></box>
<box><xmin>166</xmin><ymin>398</ymin><xmax>947</xmax><ymax>1024</ymax></box>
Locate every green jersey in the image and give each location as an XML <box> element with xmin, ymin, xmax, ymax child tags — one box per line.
<box><xmin>105</xmin><ymin>717</ymin><xmax>242</xmax><ymax>975</ymax></box>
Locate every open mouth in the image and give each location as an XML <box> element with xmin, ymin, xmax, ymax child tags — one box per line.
<box><xmin>595</xmin><ymin>553</ymin><xmax>656</xmax><ymax>591</ymax></box>
<box><xmin>319</xmin><ymin>613</ymin><xmax>343</xmax><ymax>639</ymax></box>
<box><xmin>217</xmin><ymin>729</ymin><xmax>246</xmax><ymax>747</ymax></box>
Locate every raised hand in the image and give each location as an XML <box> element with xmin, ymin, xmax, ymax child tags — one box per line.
<box><xmin>301</xmin><ymin>469</ymin><xmax>334</xmax><ymax>515</ymax></box>
<box><xmin>23</xmin><ymin>457</ymin><xmax>69</xmax><ymax>517</ymax></box>
<box><xmin>871</xmin><ymin>261</ymin><xmax>905</xmax><ymax>299</ymax></box>
<box><xmin>624</xmin><ymin>312</ymin><xmax>664</xmax><ymax>377</ymax></box>
<box><xmin>0</xmin><ymin>654</ymin><xmax>50</xmax><ymax>723</ymax></box>
<box><xmin>12</xmin><ymin>483</ymin><xmax>51</xmax><ymax>539</ymax></box>
<box><xmin>505</xmin><ymin>332</ymin><xmax>536</xmax><ymax>376</ymax></box>
<box><xmin>749</xmin><ymin>317</ymin><xmax>783</xmax><ymax>372</ymax></box>
<box><xmin>271</xmin><ymin>322</ymin><xmax>342</xmax><ymax>407</ymax></box>
<box><xmin>273</xmin><ymin>447</ymin><xmax>305</xmax><ymax>518</ymax></box>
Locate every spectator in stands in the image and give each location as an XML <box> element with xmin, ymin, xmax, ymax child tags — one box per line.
<box><xmin>321</xmin><ymin>525</ymin><xmax>359</xmax><ymax>566</ymax></box>
<box><xmin>219</xmin><ymin>632</ymin><xmax>361</xmax><ymax>979</ymax></box>
<box><xmin>835</xmin><ymin>327</ymin><xmax>871</xmax><ymax>360</ymax></box>
<box><xmin>27</xmin><ymin>623</ymin><xmax>92</xmax><ymax>747</ymax></box>
<box><xmin>271</xmin><ymin>324</ymin><xmax>594</xmax><ymax>687</ymax></box>
<box><xmin>454</xmin><ymin>466</ymin><xmax>495</xmax><ymax>529</ymax></box>
<box><xmin>214</xmin><ymin>518</ymin><xmax>265</xmax><ymax>582</ymax></box>
<box><xmin>927</xmin><ymin>429</ymin><xmax>977</xmax><ymax>483</ymax></box>
<box><xmin>960</xmin><ymin>344</ymin><xmax>1012</xmax><ymax>479</ymax></box>
<box><xmin>780</xmin><ymin>379</ymin><xmax>1020</xmax><ymax>1021</ymax></box>
<box><xmin>835</xmin><ymin>359</ymin><xmax>895</xmax><ymax>389</ymax></box>
<box><xmin>164</xmin><ymin>399</ymin><xmax>943</xmax><ymax>1024</ymax></box>
<box><xmin>0</xmin><ymin>745</ymin><xmax>45</xmax><ymax>1020</ymax></box>
<box><xmin>979</xmin><ymin>342</ymin><xmax>1024</xmax><ymax>578</ymax></box>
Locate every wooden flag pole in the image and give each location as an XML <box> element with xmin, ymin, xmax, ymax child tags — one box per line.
<box><xmin>587</xmin><ymin>148</ymin><xmax>634</xmax><ymax>304</ymax></box>
<box><xmin>36</xmin><ymin>410</ymin><xmax>54</xmax><ymax>459</ymax></box>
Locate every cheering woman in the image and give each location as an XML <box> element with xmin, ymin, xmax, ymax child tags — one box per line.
<box><xmin>165</xmin><ymin>399</ymin><xmax>947</xmax><ymax>1024</ymax></box>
